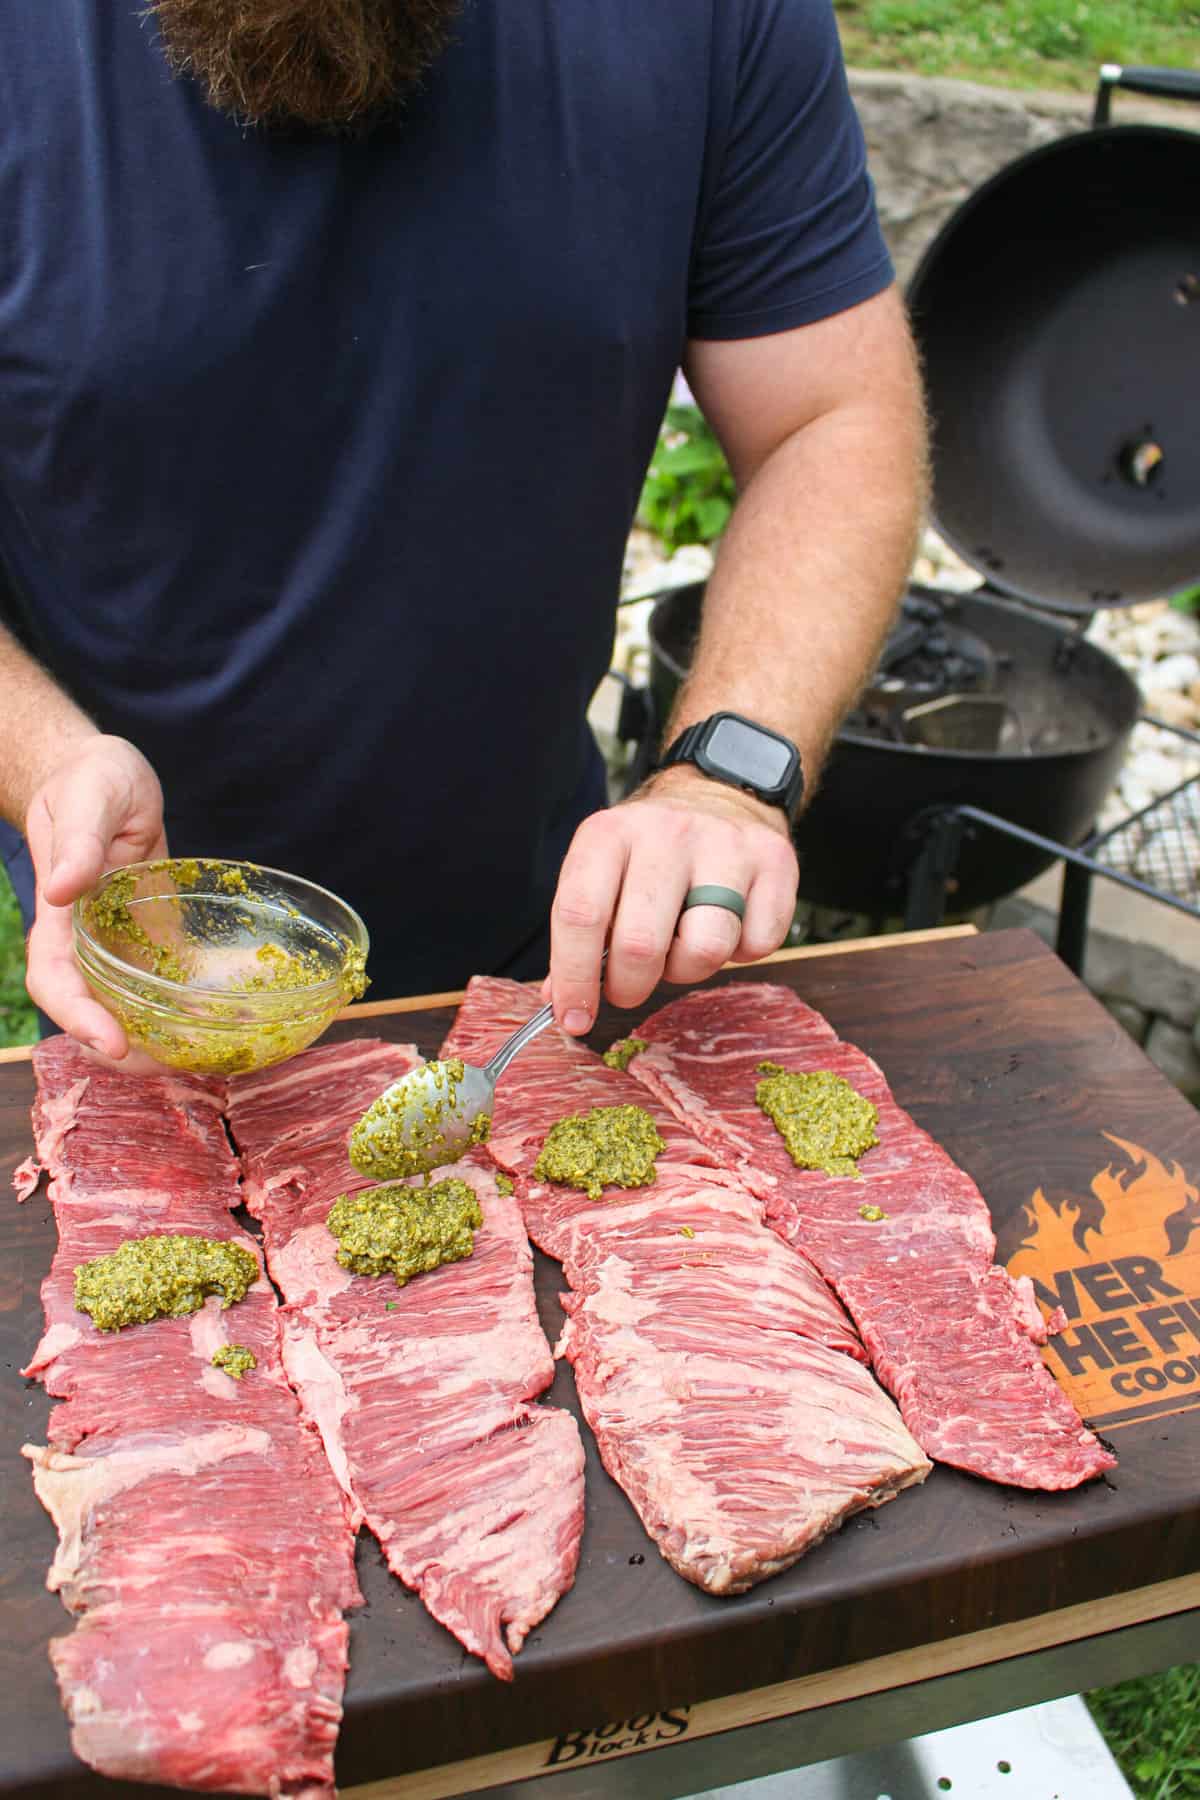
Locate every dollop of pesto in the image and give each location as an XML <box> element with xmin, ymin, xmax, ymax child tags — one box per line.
<box><xmin>494</xmin><ymin>1173</ymin><xmax>515</xmax><ymax>1198</ymax></box>
<box><xmin>534</xmin><ymin>1104</ymin><xmax>665</xmax><ymax>1201</ymax></box>
<box><xmin>348</xmin><ymin>1059</ymin><xmax>488</xmax><ymax>1181</ymax></box>
<box><xmin>212</xmin><ymin>1344</ymin><xmax>257</xmax><ymax>1380</ymax></box>
<box><xmin>74</xmin><ymin>1235</ymin><xmax>258</xmax><ymax>1332</ymax></box>
<box><xmin>859</xmin><ymin>1203</ymin><xmax>888</xmax><ymax>1222</ymax></box>
<box><xmin>754</xmin><ymin>1064</ymin><xmax>879</xmax><ymax>1179</ymax></box>
<box><xmin>603</xmin><ymin>1036</ymin><xmax>648</xmax><ymax>1072</ymax></box>
<box><xmin>326</xmin><ymin>1178</ymin><xmax>483</xmax><ymax>1285</ymax></box>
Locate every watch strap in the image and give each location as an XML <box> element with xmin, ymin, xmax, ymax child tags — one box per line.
<box><xmin>658</xmin><ymin>720</ymin><xmax>707</xmax><ymax>773</ymax></box>
<box><xmin>658</xmin><ymin>712</ymin><xmax>805</xmax><ymax>820</ymax></box>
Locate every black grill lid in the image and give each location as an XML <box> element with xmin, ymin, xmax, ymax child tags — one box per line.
<box><xmin>907</xmin><ymin>124</ymin><xmax>1200</xmax><ymax>613</ymax></box>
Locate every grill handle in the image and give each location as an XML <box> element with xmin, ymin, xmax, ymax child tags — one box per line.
<box><xmin>1093</xmin><ymin>63</ymin><xmax>1200</xmax><ymax>125</ymax></box>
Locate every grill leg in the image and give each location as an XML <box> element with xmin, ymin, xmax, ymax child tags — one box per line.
<box><xmin>1056</xmin><ymin>858</ymin><xmax>1093</xmax><ymax>976</ymax></box>
<box><xmin>903</xmin><ymin>811</ymin><xmax>965</xmax><ymax>930</ymax></box>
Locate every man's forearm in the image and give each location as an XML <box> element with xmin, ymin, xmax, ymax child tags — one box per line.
<box><xmin>0</xmin><ymin>623</ymin><xmax>99</xmax><ymax>830</ymax></box>
<box><xmin>664</xmin><ymin>390</ymin><xmax>926</xmax><ymax>794</ymax></box>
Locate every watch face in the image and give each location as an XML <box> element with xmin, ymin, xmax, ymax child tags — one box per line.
<box><xmin>705</xmin><ymin>716</ymin><xmax>794</xmax><ymax>791</ymax></box>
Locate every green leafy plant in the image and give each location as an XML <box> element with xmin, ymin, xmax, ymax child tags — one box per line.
<box><xmin>637</xmin><ymin>404</ymin><xmax>736</xmax><ymax>552</ymax></box>
<box><xmin>0</xmin><ymin>865</ymin><xmax>36</xmax><ymax>1049</ymax></box>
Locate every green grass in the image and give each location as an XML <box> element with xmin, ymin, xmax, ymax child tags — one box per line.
<box><xmin>0</xmin><ymin>871</ymin><xmax>1196</xmax><ymax>1789</ymax></box>
<box><xmin>1087</xmin><ymin>1664</ymin><xmax>1200</xmax><ymax>1798</ymax></box>
<box><xmin>835</xmin><ymin>0</ymin><xmax>1200</xmax><ymax>91</ymax></box>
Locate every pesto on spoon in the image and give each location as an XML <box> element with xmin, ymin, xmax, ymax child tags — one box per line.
<box><xmin>349</xmin><ymin>957</ymin><xmax>609</xmax><ymax>1183</ymax></box>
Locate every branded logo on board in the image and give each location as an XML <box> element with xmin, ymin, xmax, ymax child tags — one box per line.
<box><xmin>542</xmin><ymin>1710</ymin><xmax>691</xmax><ymax>1767</ymax></box>
<box><xmin>1007</xmin><ymin>1135</ymin><xmax>1200</xmax><ymax>1429</ymax></box>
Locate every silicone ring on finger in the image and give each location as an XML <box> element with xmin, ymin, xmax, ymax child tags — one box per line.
<box><xmin>681</xmin><ymin>884</ymin><xmax>746</xmax><ymax>921</ymax></box>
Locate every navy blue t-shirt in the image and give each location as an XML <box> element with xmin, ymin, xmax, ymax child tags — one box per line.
<box><xmin>0</xmin><ymin>1</ymin><xmax>891</xmax><ymax>997</ymax></box>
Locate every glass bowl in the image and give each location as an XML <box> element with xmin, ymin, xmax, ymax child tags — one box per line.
<box><xmin>73</xmin><ymin>857</ymin><xmax>369</xmax><ymax>1076</ymax></box>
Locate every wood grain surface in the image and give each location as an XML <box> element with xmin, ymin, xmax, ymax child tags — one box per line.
<box><xmin>2</xmin><ymin>927</ymin><xmax>1198</xmax><ymax>1800</ymax></box>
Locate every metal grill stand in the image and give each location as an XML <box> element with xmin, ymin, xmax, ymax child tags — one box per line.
<box><xmin>903</xmin><ymin>717</ymin><xmax>1200</xmax><ymax>973</ymax></box>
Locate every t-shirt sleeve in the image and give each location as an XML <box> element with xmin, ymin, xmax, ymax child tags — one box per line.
<box><xmin>687</xmin><ymin>0</ymin><xmax>893</xmax><ymax>340</ymax></box>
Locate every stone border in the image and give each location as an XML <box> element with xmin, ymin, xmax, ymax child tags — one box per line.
<box><xmin>992</xmin><ymin>896</ymin><xmax>1200</xmax><ymax>1100</ymax></box>
<box><xmin>847</xmin><ymin>69</ymin><xmax>1188</xmax><ymax>283</ymax></box>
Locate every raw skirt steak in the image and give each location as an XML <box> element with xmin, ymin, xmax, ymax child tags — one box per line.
<box><xmin>226</xmin><ymin>1039</ymin><xmax>585</xmax><ymax>1679</ymax></box>
<box><xmin>441</xmin><ymin>979</ymin><xmax>930</xmax><ymax>1594</ymax></box>
<box><xmin>629</xmin><ymin>983</ymin><xmax>1116</xmax><ymax>1490</ymax></box>
<box><xmin>18</xmin><ymin>1037</ymin><xmax>361</xmax><ymax>1798</ymax></box>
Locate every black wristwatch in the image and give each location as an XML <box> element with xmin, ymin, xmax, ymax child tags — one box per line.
<box><xmin>658</xmin><ymin>711</ymin><xmax>805</xmax><ymax>821</ymax></box>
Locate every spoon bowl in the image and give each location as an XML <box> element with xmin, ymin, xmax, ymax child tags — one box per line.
<box><xmin>349</xmin><ymin>1057</ymin><xmax>498</xmax><ymax>1182</ymax></box>
<box><xmin>349</xmin><ymin>956</ymin><xmax>607</xmax><ymax>1181</ymax></box>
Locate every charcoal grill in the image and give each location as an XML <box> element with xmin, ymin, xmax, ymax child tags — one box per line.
<box><xmin>899</xmin><ymin>60</ymin><xmax>1200</xmax><ymax>958</ymax></box>
<box><xmin>633</xmin><ymin>578</ymin><xmax>1144</xmax><ymax>928</ymax></box>
<box><xmin>616</xmin><ymin>64</ymin><xmax>1200</xmax><ymax>969</ymax></box>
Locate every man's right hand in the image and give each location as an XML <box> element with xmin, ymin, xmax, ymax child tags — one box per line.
<box><xmin>24</xmin><ymin>735</ymin><xmax>168</xmax><ymax>1063</ymax></box>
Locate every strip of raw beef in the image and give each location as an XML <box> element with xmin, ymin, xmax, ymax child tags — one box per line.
<box><xmin>628</xmin><ymin>983</ymin><xmax>1115</xmax><ymax>1490</ymax></box>
<box><xmin>226</xmin><ymin>1038</ymin><xmax>585</xmax><ymax>1680</ymax></box>
<box><xmin>18</xmin><ymin>1036</ymin><xmax>360</xmax><ymax>1798</ymax></box>
<box><xmin>440</xmin><ymin>979</ymin><xmax>930</xmax><ymax>1595</ymax></box>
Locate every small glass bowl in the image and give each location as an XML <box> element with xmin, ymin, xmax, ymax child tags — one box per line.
<box><xmin>73</xmin><ymin>857</ymin><xmax>369</xmax><ymax>1077</ymax></box>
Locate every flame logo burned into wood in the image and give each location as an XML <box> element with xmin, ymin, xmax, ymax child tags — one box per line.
<box><xmin>1007</xmin><ymin>1136</ymin><xmax>1200</xmax><ymax>1429</ymax></box>
<box><xmin>1015</xmin><ymin>1136</ymin><xmax>1200</xmax><ymax>1264</ymax></box>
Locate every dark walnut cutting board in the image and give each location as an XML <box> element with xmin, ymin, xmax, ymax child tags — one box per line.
<box><xmin>2</xmin><ymin>928</ymin><xmax>1198</xmax><ymax>1800</ymax></box>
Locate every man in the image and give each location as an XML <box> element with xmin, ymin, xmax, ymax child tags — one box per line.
<box><xmin>0</xmin><ymin>0</ymin><xmax>925</xmax><ymax>1062</ymax></box>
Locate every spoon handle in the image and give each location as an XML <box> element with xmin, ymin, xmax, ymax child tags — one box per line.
<box><xmin>482</xmin><ymin>1001</ymin><xmax>555</xmax><ymax>1082</ymax></box>
<box><xmin>482</xmin><ymin>951</ymin><xmax>609</xmax><ymax>1084</ymax></box>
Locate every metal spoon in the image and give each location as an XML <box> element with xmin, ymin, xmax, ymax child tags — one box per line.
<box><xmin>348</xmin><ymin>956</ymin><xmax>607</xmax><ymax>1183</ymax></box>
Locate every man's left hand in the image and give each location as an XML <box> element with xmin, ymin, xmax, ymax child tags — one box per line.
<box><xmin>546</xmin><ymin>767</ymin><xmax>799</xmax><ymax>1034</ymax></box>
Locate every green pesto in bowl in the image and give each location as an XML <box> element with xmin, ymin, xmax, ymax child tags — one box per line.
<box><xmin>74</xmin><ymin>856</ymin><xmax>369</xmax><ymax>1076</ymax></box>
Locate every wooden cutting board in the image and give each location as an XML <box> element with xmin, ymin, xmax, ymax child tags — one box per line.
<box><xmin>2</xmin><ymin>927</ymin><xmax>1198</xmax><ymax>1800</ymax></box>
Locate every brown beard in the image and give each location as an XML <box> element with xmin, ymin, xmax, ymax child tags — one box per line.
<box><xmin>150</xmin><ymin>0</ymin><xmax>461</xmax><ymax>131</ymax></box>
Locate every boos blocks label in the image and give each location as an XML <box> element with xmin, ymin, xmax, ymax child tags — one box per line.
<box><xmin>1007</xmin><ymin>1134</ymin><xmax>1200</xmax><ymax>1428</ymax></box>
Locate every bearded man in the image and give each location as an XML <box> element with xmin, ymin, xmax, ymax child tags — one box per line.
<box><xmin>0</xmin><ymin>0</ymin><xmax>925</xmax><ymax>1058</ymax></box>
